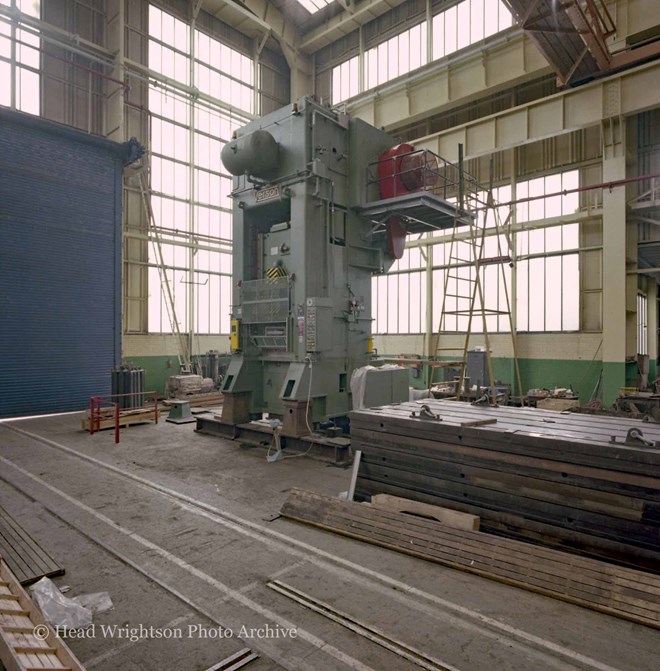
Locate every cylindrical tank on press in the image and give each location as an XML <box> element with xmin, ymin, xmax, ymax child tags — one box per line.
<box><xmin>123</xmin><ymin>367</ymin><xmax>132</xmax><ymax>409</ymax></box>
<box><xmin>221</xmin><ymin>129</ymin><xmax>279</xmax><ymax>178</ymax></box>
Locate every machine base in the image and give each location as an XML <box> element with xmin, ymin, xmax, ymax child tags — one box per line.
<box><xmin>282</xmin><ymin>399</ymin><xmax>311</xmax><ymax>436</ymax></box>
<box><xmin>220</xmin><ymin>392</ymin><xmax>251</xmax><ymax>425</ymax></box>
<box><xmin>195</xmin><ymin>414</ymin><xmax>352</xmax><ymax>465</ymax></box>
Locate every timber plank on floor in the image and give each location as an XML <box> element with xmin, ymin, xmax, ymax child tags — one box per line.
<box><xmin>0</xmin><ymin>507</ymin><xmax>64</xmax><ymax>586</ymax></box>
<box><xmin>281</xmin><ymin>489</ymin><xmax>660</xmax><ymax>630</ymax></box>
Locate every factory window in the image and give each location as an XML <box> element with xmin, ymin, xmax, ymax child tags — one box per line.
<box><xmin>372</xmin><ymin>246</ymin><xmax>427</xmax><ymax>334</ymax></box>
<box><xmin>331</xmin><ymin>1</ymin><xmax>512</xmax><ymax>103</ymax></box>
<box><xmin>432</xmin><ymin>0</ymin><xmax>513</xmax><ymax>60</ymax></box>
<box><xmin>195</xmin><ymin>30</ymin><xmax>254</xmax><ymax>114</ymax></box>
<box><xmin>0</xmin><ymin>0</ymin><xmax>40</xmax><ymax>115</ymax></box>
<box><xmin>515</xmin><ymin>171</ymin><xmax>581</xmax><ymax>332</ymax></box>
<box><xmin>515</xmin><ymin>236</ymin><xmax>579</xmax><ymax>332</ymax></box>
<box><xmin>372</xmin><ymin>173</ymin><xmax>580</xmax><ymax>336</ymax></box>
<box><xmin>147</xmin><ymin>5</ymin><xmax>251</xmax><ymax>335</ymax></box>
<box><xmin>516</xmin><ymin>171</ymin><xmax>580</xmax><ymax>223</ymax></box>
<box><xmin>365</xmin><ymin>22</ymin><xmax>427</xmax><ymax>90</ymax></box>
<box><xmin>332</xmin><ymin>55</ymin><xmax>359</xmax><ymax>105</ymax></box>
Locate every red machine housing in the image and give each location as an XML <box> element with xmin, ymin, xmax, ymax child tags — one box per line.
<box><xmin>377</xmin><ymin>143</ymin><xmax>438</xmax><ymax>199</ymax></box>
<box><xmin>378</xmin><ymin>143</ymin><xmax>415</xmax><ymax>199</ymax></box>
<box><xmin>378</xmin><ymin>143</ymin><xmax>441</xmax><ymax>259</ymax></box>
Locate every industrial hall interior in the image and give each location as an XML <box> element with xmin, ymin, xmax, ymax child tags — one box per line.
<box><xmin>2</xmin><ymin>0</ymin><xmax>660</xmax><ymax>670</ymax></box>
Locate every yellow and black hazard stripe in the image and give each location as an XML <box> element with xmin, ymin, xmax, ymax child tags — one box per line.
<box><xmin>266</xmin><ymin>264</ymin><xmax>287</xmax><ymax>283</ymax></box>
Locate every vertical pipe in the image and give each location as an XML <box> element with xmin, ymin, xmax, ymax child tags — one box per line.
<box><xmin>426</xmin><ymin>0</ymin><xmax>433</xmax><ymax>64</ymax></box>
<box><xmin>89</xmin><ymin>397</ymin><xmax>94</xmax><ymax>435</ymax></box>
<box><xmin>130</xmin><ymin>368</ymin><xmax>136</xmax><ymax>409</ymax></box>
<box><xmin>187</xmin><ymin>8</ymin><xmax>197</xmax><ymax>371</ymax></box>
<box><xmin>253</xmin><ymin>36</ymin><xmax>260</xmax><ymax>117</ymax></box>
<box><xmin>458</xmin><ymin>143</ymin><xmax>465</xmax><ymax>211</ymax></box>
<box><xmin>154</xmin><ymin>392</ymin><xmax>159</xmax><ymax>423</ymax></box>
<box><xmin>10</xmin><ymin>0</ymin><xmax>16</xmax><ymax>110</ymax></box>
<box><xmin>114</xmin><ymin>402</ymin><xmax>120</xmax><ymax>444</ymax></box>
<box><xmin>122</xmin><ymin>366</ymin><xmax>129</xmax><ymax>409</ymax></box>
<box><xmin>88</xmin><ymin>69</ymin><xmax>92</xmax><ymax>133</ymax></box>
<box><xmin>425</xmin><ymin>233</ymin><xmax>434</xmax><ymax>366</ymax></box>
<box><xmin>510</xmin><ymin>148</ymin><xmax>519</xmax><ymax>397</ymax></box>
<box><xmin>358</xmin><ymin>26</ymin><xmax>364</xmax><ymax>94</ymax></box>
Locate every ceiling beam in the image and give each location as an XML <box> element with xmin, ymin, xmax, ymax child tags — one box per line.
<box><xmin>413</xmin><ymin>59</ymin><xmax>660</xmax><ymax>162</ymax></box>
<box><xmin>201</xmin><ymin>0</ymin><xmax>312</xmax><ymax>98</ymax></box>
<box><xmin>299</xmin><ymin>0</ymin><xmax>407</xmax><ymax>53</ymax></box>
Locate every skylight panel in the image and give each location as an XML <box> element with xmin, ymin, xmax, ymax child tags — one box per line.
<box><xmin>295</xmin><ymin>0</ymin><xmax>335</xmax><ymax>15</ymax></box>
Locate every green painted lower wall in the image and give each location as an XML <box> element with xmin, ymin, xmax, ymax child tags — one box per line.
<box><xmin>406</xmin><ymin>356</ymin><xmax>603</xmax><ymax>404</ymax></box>
<box><xmin>502</xmin><ymin>358</ymin><xmax>601</xmax><ymax>403</ymax></box>
<box><xmin>603</xmin><ymin>361</ymin><xmax>628</xmax><ymax>407</ymax></box>
<box><xmin>129</xmin><ymin>350</ymin><xmax>636</xmax><ymax>408</ymax></box>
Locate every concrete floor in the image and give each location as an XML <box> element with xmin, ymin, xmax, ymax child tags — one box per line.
<box><xmin>0</xmin><ymin>411</ymin><xmax>658</xmax><ymax>671</ymax></box>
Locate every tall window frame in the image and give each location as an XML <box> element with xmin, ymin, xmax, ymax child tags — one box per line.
<box><xmin>0</xmin><ymin>0</ymin><xmax>41</xmax><ymax>115</ymax></box>
<box><xmin>147</xmin><ymin>4</ymin><xmax>254</xmax><ymax>335</ymax></box>
<box><xmin>371</xmin><ymin>171</ymin><xmax>582</xmax><ymax>336</ymax></box>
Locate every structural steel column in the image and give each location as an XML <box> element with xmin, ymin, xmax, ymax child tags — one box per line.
<box><xmin>647</xmin><ymin>277</ymin><xmax>658</xmax><ymax>383</ymax></box>
<box><xmin>105</xmin><ymin>0</ymin><xmax>125</xmax><ymax>142</ymax></box>
<box><xmin>601</xmin><ymin>114</ymin><xmax>629</xmax><ymax>404</ymax></box>
<box><xmin>424</xmin><ymin>234</ymin><xmax>434</xmax><ymax>361</ymax></box>
<box><xmin>107</xmin><ymin>0</ymin><xmax>149</xmax><ymax>335</ymax></box>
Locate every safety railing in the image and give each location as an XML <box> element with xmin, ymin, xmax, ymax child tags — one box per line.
<box><xmin>88</xmin><ymin>391</ymin><xmax>159</xmax><ymax>444</ymax></box>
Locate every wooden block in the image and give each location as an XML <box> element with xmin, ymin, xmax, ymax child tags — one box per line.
<box><xmin>537</xmin><ymin>398</ymin><xmax>580</xmax><ymax>411</ymax></box>
<box><xmin>459</xmin><ymin>418</ymin><xmax>498</xmax><ymax>427</ymax></box>
<box><xmin>370</xmin><ymin>494</ymin><xmax>480</xmax><ymax>531</ymax></box>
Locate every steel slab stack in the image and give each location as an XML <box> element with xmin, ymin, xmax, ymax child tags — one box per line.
<box><xmin>350</xmin><ymin>399</ymin><xmax>660</xmax><ymax>571</ymax></box>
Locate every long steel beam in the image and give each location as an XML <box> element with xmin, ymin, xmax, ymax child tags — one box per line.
<box><xmin>348</xmin><ymin>32</ymin><xmax>550</xmax><ymax>132</ymax></box>
<box><xmin>414</xmin><ymin>59</ymin><xmax>660</xmax><ymax>161</ymax></box>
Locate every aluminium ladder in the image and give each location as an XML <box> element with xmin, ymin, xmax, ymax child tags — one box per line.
<box><xmin>431</xmin><ymin>158</ymin><xmax>523</xmax><ymax>405</ymax></box>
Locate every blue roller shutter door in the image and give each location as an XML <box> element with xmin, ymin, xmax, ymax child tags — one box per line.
<box><xmin>0</xmin><ymin>109</ymin><xmax>126</xmax><ymax>418</ymax></box>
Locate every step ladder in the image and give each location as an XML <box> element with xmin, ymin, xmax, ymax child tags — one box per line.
<box><xmin>0</xmin><ymin>557</ymin><xmax>86</xmax><ymax>671</ymax></box>
<box><xmin>431</xmin><ymin>153</ymin><xmax>523</xmax><ymax>405</ymax></box>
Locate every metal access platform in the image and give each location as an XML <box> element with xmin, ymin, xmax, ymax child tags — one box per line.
<box><xmin>358</xmin><ymin>191</ymin><xmax>472</xmax><ymax>233</ymax></box>
<box><xmin>357</xmin><ymin>147</ymin><xmax>479</xmax><ymax>235</ymax></box>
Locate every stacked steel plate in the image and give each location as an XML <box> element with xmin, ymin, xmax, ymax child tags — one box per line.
<box><xmin>350</xmin><ymin>399</ymin><xmax>660</xmax><ymax>571</ymax></box>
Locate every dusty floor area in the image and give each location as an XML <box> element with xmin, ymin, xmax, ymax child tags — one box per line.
<box><xmin>0</xmin><ymin>411</ymin><xmax>658</xmax><ymax>671</ymax></box>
